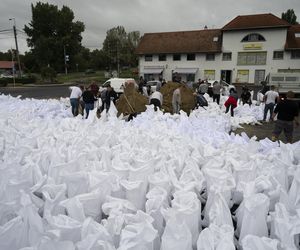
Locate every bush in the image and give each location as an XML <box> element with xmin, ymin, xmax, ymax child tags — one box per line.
<box><xmin>41</xmin><ymin>67</ymin><xmax>57</xmax><ymax>83</ymax></box>
<box><xmin>0</xmin><ymin>78</ymin><xmax>8</xmax><ymax>87</ymax></box>
<box><xmin>15</xmin><ymin>76</ymin><xmax>37</xmax><ymax>84</ymax></box>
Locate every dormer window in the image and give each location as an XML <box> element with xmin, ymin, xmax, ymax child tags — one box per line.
<box><xmin>241</xmin><ymin>33</ymin><xmax>266</xmax><ymax>42</ymax></box>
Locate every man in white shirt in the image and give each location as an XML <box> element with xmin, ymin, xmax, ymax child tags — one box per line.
<box><xmin>149</xmin><ymin>90</ymin><xmax>163</xmax><ymax>111</ymax></box>
<box><xmin>263</xmin><ymin>85</ymin><xmax>279</xmax><ymax>121</ymax></box>
<box><xmin>69</xmin><ymin>85</ymin><xmax>84</xmax><ymax>116</ymax></box>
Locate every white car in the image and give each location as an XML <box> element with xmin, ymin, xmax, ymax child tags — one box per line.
<box><xmin>207</xmin><ymin>80</ymin><xmax>235</xmax><ymax>96</ymax></box>
<box><xmin>102</xmin><ymin>78</ymin><xmax>137</xmax><ymax>94</ymax></box>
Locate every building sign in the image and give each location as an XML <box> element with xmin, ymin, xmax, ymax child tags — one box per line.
<box><xmin>204</xmin><ymin>70</ymin><xmax>215</xmax><ymax>80</ymax></box>
<box><xmin>243</xmin><ymin>43</ymin><xmax>262</xmax><ymax>50</ymax></box>
<box><xmin>236</xmin><ymin>70</ymin><xmax>249</xmax><ymax>83</ymax></box>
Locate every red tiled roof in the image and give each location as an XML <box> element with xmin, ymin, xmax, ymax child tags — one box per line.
<box><xmin>222</xmin><ymin>13</ymin><xmax>290</xmax><ymax>31</ymax></box>
<box><xmin>136</xmin><ymin>29</ymin><xmax>222</xmax><ymax>55</ymax></box>
<box><xmin>0</xmin><ymin>61</ymin><xmax>15</xmax><ymax>69</ymax></box>
<box><xmin>285</xmin><ymin>25</ymin><xmax>300</xmax><ymax>50</ymax></box>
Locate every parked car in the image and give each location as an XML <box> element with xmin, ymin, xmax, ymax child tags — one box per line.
<box><xmin>207</xmin><ymin>80</ymin><xmax>235</xmax><ymax>96</ymax></box>
<box><xmin>85</xmin><ymin>69</ymin><xmax>96</xmax><ymax>74</ymax></box>
<box><xmin>146</xmin><ymin>80</ymin><xmax>161</xmax><ymax>92</ymax></box>
<box><xmin>102</xmin><ymin>78</ymin><xmax>137</xmax><ymax>95</ymax></box>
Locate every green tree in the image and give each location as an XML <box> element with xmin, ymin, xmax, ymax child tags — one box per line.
<box><xmin>24</xmin><ymin>2</ymin><xmax>85</xmax><ymax>72</ymax></box>
<box><xmin>281</xmin><ymin>9</ymin><xmax>298</xmax><ymax>25</ymax></box>
<box><xmin>102</xmin><ymin>26</ymin><xmax>140</xmax><ymax>72</ymax></box>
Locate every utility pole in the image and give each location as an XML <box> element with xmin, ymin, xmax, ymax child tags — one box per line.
<box><xmin>10</xmin><ymin>48</ymin><xmax>15</xmax><ymax>88</ymax></box>
<box><xmin>9</xmin><ymin>18</ymin><xmax>22</xmax><ymax>78</ymax></box>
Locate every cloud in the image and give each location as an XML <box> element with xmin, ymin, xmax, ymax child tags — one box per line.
<box><xmin>0</xmin><ymin>0</ymin><xmax>299</xmax><ymax>54</ymax></box>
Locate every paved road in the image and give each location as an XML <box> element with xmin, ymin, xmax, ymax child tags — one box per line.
<box><xmin>0</xmin><ymin>85</ymin><xmax>73</xmax><ymax>99</ymax></box>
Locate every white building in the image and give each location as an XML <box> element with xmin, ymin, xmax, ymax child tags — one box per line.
<box><xmin>136</xmin><ymin>13</ymin><xmax>300</xmax><ymax>85</ymax></box>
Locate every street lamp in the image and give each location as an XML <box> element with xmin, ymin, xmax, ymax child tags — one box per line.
<box><xmin>9</xmin><ymin>18</ymin><xmax>22</xmax><ymax>77</ymax></box>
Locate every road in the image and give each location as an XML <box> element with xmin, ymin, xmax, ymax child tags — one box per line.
<box><xmin>0</xmin><ymin>85</ymin><xmax>73</xmax><ymax>99</ymax></box>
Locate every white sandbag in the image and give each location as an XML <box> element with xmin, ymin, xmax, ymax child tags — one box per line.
<box><xmin>203</xmin><ymin>167</ymin><xmax>236</xmax><ymax>207</ymax></box>
<box><xmin>203</xmin><ymin>185</ymin><xmax>233</xmax><ymax>228</ymax></box>
<box><xmin>171</xmin><ymin>190</ymin><xmax>201</xmax><ymax>247</ymax></box>
<box><xmin>120</xmin><ymin>179</ymin><xmax>146</xmax><ymax>211</ymax></box>
<box><xmin>148</xmin><ymin>171</ymin><xmax>172</xmax><ymax>195</ymax></box>
<box><xmin>46</xmin><ymin>214</ymin><xmax>82</xmax><ymax>242</ymax></box>
<box><xmin>42</xmin><ymin>183</ymin><xmax>67</xmax><ymax>217</ymax></box>
<box><xmin>118</xmin><ymin>211</ymin><xmax>157</xmax><ymax>250</ymax></box>
<box><xmin>236</xmin><ymin>193</ymin><xmax>270</xmax><ymax>243</ymax></box>
<box><xmin>196</xmin><ymin>224</ymin><xmax>235</xmax><ymax>250</ymax></box>
<box><xmin>102</xmin><ymin>197</ymin><xmax>137</xmax><ymax>248</ymax></box>
<box><xmin>75</xmin><ymin>191</ymin><xmax>103</xmax><ymax>222</ymax></box>
<box><xmin>242</xmin><ymin>235</ymin><xmax>279</xmax><ymax>250</ymax></box>
<box><xmin>0</xmin><ymin>216</ymin><xmax>27</xmax><ymax>250</ymax></box>
<box><xmin>102</xmin><ymin>196</ymin><xmax>137</xmax><ymax>216</ymax></box>
<box><xmin>60</xmin><ymin>197</ymin><xmax>85</xmax><ymax>222</ymax></box>
<box><xmin>176</xmin><ymin>162</ymin><xmax>205</xmax><ymax>193</ymax></box>
<box><xmin>160</xmin><ymin>215</ymin><xmax>192</xmax><ymax>250</ymax></box>
<box><xmin>287</xmin><ymin>168</ymin><xmax>300</xmax><ymax>211</ymax></box>
<box><xmin>145</xmin><ymin>187</ymin><xmax>169</xmax><ymax>237</ymax></box>
<box><xmin>81</xmin><ymin>217</ymin><xmax>113</xmax><ymax>242</ymax></box>
<box><xmin>61</xmin><ymin>172</ymin><xmax>89</xmax><ymax>198</ymax></box>
<box><xmin>36</xmin><ymin>236</ymin><xmax>75</xmax><ymax>250</ymax></box>
<box><xmin>19</xmin><ymin>192</ymin><xmax>44</xmax><ymax>246</ymax></box>
<box><xmin>270</xmin><ymin>203</ymin><xmax>299</xmax><ymax>250</ymax></box>
<box><xmin>76</xmin><ymin>234</ymin><xmax>116</xmax><ymax>250</ymax></box>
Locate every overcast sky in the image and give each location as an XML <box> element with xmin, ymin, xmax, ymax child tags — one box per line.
<box><xmin>0</xmin><ymin>0</ymin><xmax>299</xmax><ymax>54</ymax></box>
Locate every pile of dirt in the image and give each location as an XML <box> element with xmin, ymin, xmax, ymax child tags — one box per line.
<box><xmin>116</xmin><ymin>84</ymin><xmax>148</xmax><ymax>116</ymax></box>
<box><xmin>161</xmin><ymin>82</ymin><xmax>196</xmax><ymax>114</ymax></box>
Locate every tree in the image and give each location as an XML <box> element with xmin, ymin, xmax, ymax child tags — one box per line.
<box><xmin>24</xmin><ymin>2</ymin><xmax>85</xmax><ymax>72</ymax></box>
<box><xmin>102</xmin><ymin>26</ymin><xmax>140</xmax><ymax>72</ymax></box>
<box><xmin>281</xmin><ymin>9</ymin><xmax>298</xmax><ymax>25</ymax></box>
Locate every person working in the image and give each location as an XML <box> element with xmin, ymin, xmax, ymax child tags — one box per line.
<box><xmin>69</xmin><ymin>85</ymin><xmax>84</xmax><ymax>116</ymax></box>
<box><xmin>149</xmin><ymin>90</ymin><xmax>163</xmax><ymax>111</ymax></box>
<box><xmin>82</xmin><ymin>87</ymin><xmax>97</xmax><ymax>119</ymax></box>
<box><xmin>272</xmin><ymin>91</ymin><xmax>299</xmax><ymax>143</ymax></box>
<box><xmin>263</xmin><ymin>85</ymin><xmax>279</xmax><ymax>122</ymax></box>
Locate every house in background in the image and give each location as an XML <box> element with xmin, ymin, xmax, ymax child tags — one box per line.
<box><xmin>136</xmin><ymin>13</ymin><xmax>300</xmax><ymax>85</ymax></box>
<box><xmin>0</xmin><ymin>61</ymin><xmax>16</xmax><ymax>76</ymax></box>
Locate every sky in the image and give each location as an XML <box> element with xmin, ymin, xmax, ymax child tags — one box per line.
<box><xmin>0</xmin><ymin>0</ymin><xmax>299</xmax><ymax>54</ymax></box>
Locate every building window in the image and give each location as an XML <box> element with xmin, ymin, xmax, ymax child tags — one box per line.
<box><xmin>204</xmin><ymin>70</ymin><xmax>215</xmax><ymax>80</ymax></box>
<box><xmin>158</xmin><ymin>54</ymin><xmax>166</xmax><ymax>61</ymax></box>
<box><xmin>206</xmin><ymin>53</ymin><xmax>215</xmax><ymax>61</ymax></box>
<box><xmin>241</xmin><ymin>33</ymin><xmax>266</xmax><ymax>42</ymax></box>
<box><xmin>173</xmin><ymin>54</ymin><xmax>181</xmax><ymax>61</ymax></box>
<box><xmin>187</xmin><ymin>53</ymin><xmax>195</xmax><ymax>61</ymax></box>
<box><xmin>222</xmin><ymin>52</ymin><xmax>232</xmax><ymax>61</ymax></box>
<box><xmin>236</xmin><ymin>70</ymin><xmax>249</xmax><ymax>83</ymax></box>
<box><xmin>237</xmin><ymin>52</ymin><xmax>267</xmax><ymax>65</ymax></box>
<box><xmin>291</xmin><ymin>51</ymin><xmax>300</xmax><ymax>59</ymax></box>
<box><xmin>273</xmin><ymin>51</ymin><xmax>284</xmax><ymax>60</ymax></box>
<box><xmin>145</xmin><ymin>54</ymin><xmax>153</xmax><ymax>61</ymax></box>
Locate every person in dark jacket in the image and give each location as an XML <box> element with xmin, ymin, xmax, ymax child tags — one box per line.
<box><xmin>240</xmin><ymin>86</ymin><xmax>252</xmax><ymax>106</ymax></box>
<box><xmin>89</xmin><ymin>82</ymin><xmax>99</xmax><ymax>97</ymax></box>
<box><xmin>272</xmin><ymin>91</ymin><xmax>299</xmax><ymax>143</ymax></box>
<box><xmin>82</xmin><ymin>87</ymin><xmax>97</xmax><ymax>118</ymax></box>
<box><xmin>104</xmin><ymin>85</ymin><xmax>118</xmax><ymax>111</ymax></box>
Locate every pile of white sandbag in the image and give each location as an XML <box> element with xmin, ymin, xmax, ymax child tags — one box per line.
<box><xmin>0</xmin><ymin>94</ymin><xmax>299</xmax><ymax>250</ymax></box>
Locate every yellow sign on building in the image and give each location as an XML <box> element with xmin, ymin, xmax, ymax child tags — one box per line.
<box><xmin>243</xmin><ymin>44</ymin><xmax>262</xmax><ymax>50</ymax></box>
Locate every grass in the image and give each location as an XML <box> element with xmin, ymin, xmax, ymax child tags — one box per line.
<box><xmin>52</xmin><ymin>69</ymin><xmax>138</xmax><ymax>85</ymax></box>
